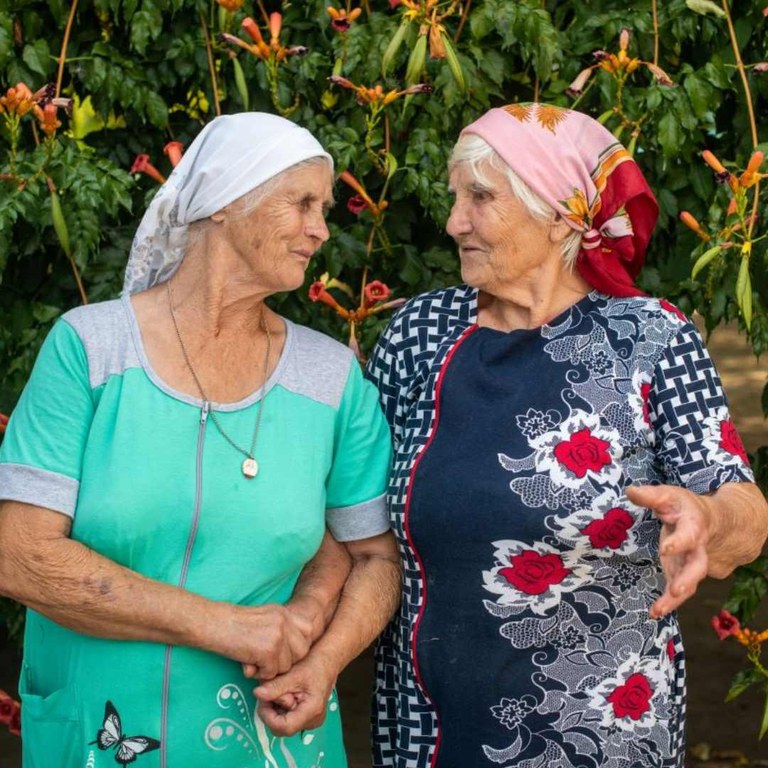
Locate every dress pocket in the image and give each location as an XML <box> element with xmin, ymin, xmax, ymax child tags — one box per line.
<box><xmin>20</xmin><ymin>676</ymin><xmax>84</xmax><ymax>768</ymax></box>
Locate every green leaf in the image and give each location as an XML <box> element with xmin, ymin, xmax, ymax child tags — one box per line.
<box><xmin>736</xmin><ymin>255</ymin><xmax>752</xmax><ymax>330</ymax></box>
<box><xmin>22</xmin><ymin>39</ymin><xmax>51</xmax><ymax>78</ymax></box>
<box><xmin>760</xmin><ymin>689</ymin><xmax>768</xmax><ymax>740</ymax></box>
<box><xmin>725</xmin><ymin>668</ymin><xmax>764</xmax><ymax>702</ymax></box>
<box><xmin>381</xmin><ymin>20</ymin><xmax>408</xmax><ymax>77</ymax></box>
<box><xmin>686</xmin><ymin>0</ymin><xmax>726</xmax><ymax>18</ymax></box>
<box><xmin>684</xmin><ymin>74</ymin><xmax>716</xmax><ymax>119</ymax></box>
<box><xmin>130</xmin><ymin>6</ymin><xmax>163</xmax><ymax>56</ymax></box>
<box><xmin>144</xmin><ymin>91</ymin><xmax>168</xmax><ymax>128</ymax></box>
<box><xmin>404</xmin><ymin>32</ymin><xmax>427</xmax><ymax>85</ymax></box>
<box><xmin>657</xmin><ymin>112</ymin><xmax>685</xmax><ymax>159</ymax></box>
<box><xmin>691</xmin><ymin>245</ymin><xmax>721</xmax><ymax>280</ymax></box>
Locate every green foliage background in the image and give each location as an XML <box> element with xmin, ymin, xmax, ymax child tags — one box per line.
<box><xmin>0</xmin><ymin>0</ymin><xmax>767</xmax><ymax>709</ymax></box>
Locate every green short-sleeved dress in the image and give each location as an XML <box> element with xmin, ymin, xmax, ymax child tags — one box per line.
<box><xmin>0</xmin><ymin>296</ymin><xmax>392</xmax><ymax>768</ymax></box>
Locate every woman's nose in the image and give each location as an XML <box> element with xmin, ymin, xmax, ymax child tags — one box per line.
<box><xmin>307</xmin><ymin>214</ymin><xmax>330</xmax><ymax>244</ymax></box>
<box><xmin>446</xmin><ymin>201</ymin><xmax>471</xmax><ymax>240</ymax></box>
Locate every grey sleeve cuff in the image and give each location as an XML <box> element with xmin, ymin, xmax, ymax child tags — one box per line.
<box><xmin>326</xmin><ymin>493</ymin><xmax>390</xmax><ymax>542</ymax></box>
<box><xmin>0</xmin><ymin>463</ymin><xmax>78</xmax><ymax>518</ymax></box>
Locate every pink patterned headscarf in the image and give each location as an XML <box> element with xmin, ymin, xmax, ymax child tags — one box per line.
<box><xmin>461</xmin><ymin>103</ymin><xmax>658</xmax><ymax>297</ymax></box>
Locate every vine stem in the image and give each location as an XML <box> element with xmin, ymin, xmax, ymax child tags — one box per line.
<box><xmin>453</xmin><ymin>0</ymin><xmax>472</xmax><ymax>44</ymax></box>
<box><xmin>721</xmin><ymin>0</ymin><xmax>760</xmax><ymax>238</ymax></box>
<box><xmin>69</xmin><ymin>253</ymin><xmax>89</xmax><ymax>305</ymax></box>
<box><xmin>55</xmin><ymin>0</ymin><xmax>79</xmax><ymax>97</ymax></box>
<box><xmin>200</xmin><ymin>14</ymin><xmax>221</xmax><ymax>116</ymax></box>
<box><xmin>652</xmin><ymin>0</ymin><xmax>659</xmax><ymax>66</ymax></box>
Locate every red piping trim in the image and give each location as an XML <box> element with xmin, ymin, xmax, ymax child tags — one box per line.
<box><xmin>402</xmin><ymin>324</ymin><xmax>479</xmax><ymax>768</ymax></box>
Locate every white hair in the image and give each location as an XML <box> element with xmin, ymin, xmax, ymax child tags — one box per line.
<box><xmin>448</xmin><ymin>134</ymin><xmax>582</xmax><ymax>267</ymax></box>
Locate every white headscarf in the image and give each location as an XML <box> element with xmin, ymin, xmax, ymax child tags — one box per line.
<box><xmin>122</xmin><ymin>112</ymin><xmax>334</xmax><ymax>295</ymax></box>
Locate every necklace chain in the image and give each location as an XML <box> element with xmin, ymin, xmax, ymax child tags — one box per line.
<box><xmin>166</xmin><ymin>280</ymin><xmax>272</xmax><ymax>469</ymax></box>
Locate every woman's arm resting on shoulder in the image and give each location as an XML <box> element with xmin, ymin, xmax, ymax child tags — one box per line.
<box><xmin>627</xmin><ymin>482</ymin><xmax>768</xmax><ymax>618</ymax></box>
<box><xmin>253</xmin><ymin>530</ymin><xmax>401</xmax><ymax>735</ymax></box>
<box><xmin>0</xmin><ymin>500</ymin><xmax>312</xmax><ymax>679</ymax></box>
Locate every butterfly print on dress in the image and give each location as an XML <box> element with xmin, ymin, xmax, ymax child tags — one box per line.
<box><xmin>91</xmin><ymin>700</ymin><xmax>161</xmax><ymax>765</ymax></box>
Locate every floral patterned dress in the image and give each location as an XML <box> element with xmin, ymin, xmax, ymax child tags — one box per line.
<box><xmin>365</xmin><ymin>286</ymin><xmax>753</xmax><ymax>768</ymax></box>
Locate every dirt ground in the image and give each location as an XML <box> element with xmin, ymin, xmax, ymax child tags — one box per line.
<box><xmin>1</xmin><ymin>321</ymin><xmax>766</xmax><ymax>767</ymax></box>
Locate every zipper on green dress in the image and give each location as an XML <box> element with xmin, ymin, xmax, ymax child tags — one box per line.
<box><xmin>160</xmin><ymin>400</ymin><xmax>209</xmax><ymax>767</ymax></box>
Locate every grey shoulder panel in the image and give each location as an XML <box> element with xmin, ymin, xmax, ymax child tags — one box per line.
<box><xmin>280</xmin><ymin>323</ymin><xmax>354</xmax><ymax>409</ymax></box>
<box><xmin>61</xmin><ymin>300</ymin><xmax>140</xmax><ymax>389</ymax></box>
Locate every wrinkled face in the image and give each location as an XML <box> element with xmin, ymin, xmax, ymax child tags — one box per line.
<box><xmin>446</xmin><ymin>161</ymin><xmax>556</xmax><ymax>294</ymax></box>
<box><xmin>218</xmin><ymin>162</ymin><xmax>334</xmax><ymax>293</ymax></box>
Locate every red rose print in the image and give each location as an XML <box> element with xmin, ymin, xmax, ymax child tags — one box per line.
<box><xmin>711</xmin><ymin>609</ymin><xmax>741</xmax><ymax>641</ymax></box>
<box><xmin>606</xmin><ymin>672</ymin><xmax>653</xmax><ymax>720</ymax></box>
<box><xmin>667</xmin><ymin>639</ymin><xmax>675</xmax><ymax>662</ymax></box>
<box><xmin>553</xmin><ymin>428</ymin><xmax>612</xmax><ymax>478</ymax></box>
<box><xmin>581</xmin><ymin>507</ymin><xmax>633</xmax><ymax>550</ymax></box>
<box><xmin>640</xmin><ymin>382</ymin><xmax>652</xmax><ymax>426</ymax></box>
<box><xmin>660</xmin><ymin>299</ymin><xmax>687</xmax><ymax>322</ymax></box>
<box><xmin>499</xmin><ymin>550</ymin><xmax>571</xmax><ymax>595</ymax></box>
<box><xmin>719</xmin><ymin>419</ymin><xmax>749</xmax><ymax>464</ymax></box>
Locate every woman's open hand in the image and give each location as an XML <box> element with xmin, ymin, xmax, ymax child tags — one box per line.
<box><xmin>626</xmin><ymin>484</ymin><xmax>712</xmax><ymax>619</ymax></box>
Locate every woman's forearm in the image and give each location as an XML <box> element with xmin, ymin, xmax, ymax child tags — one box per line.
<box><xmin>0</xmin><ymin>501</ymin><xmax>311</xmax><ymax>677</ymax></box>
<box><xmin>704</xmin><ymin>482</ymin><xmax>768</xmax><ymax>577</ymax></box>
<box><xmin>0</xmin><ymin>501</ymin><xmax>217</xmax><ymax>643</ymax></box>
<box><xmin>286</xmin><ymin>531</ymin><xmax>352</xmax><ymax>643</ymax></box>
<box><xmin>310</xmin><ymin>533</ymin><xmax>401</xmax><ymax>674</ymax></box>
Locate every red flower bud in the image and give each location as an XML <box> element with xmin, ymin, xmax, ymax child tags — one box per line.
<box><xmin>0</xmin><ymin>695</ymin><xmax>14</xmax><ymax>724</ymax></box>
<box><xmin>347</xmin><ymin>194</ymin><xmax>368</xmax><ymax>215</ymax></box>
<box><xmin>364</xmin><ymin>280</ymin><xmax>392</xmax><ymax>307</ymax></box>
<box><xmin>130</xmin><ymin>154</ymin><xmax>166</xmax><ymax>185</ymax></box>
<box><xmin>269</xmin><ymin>12</ymin><xmax>282</xmax><ymax>42</ymax></box>
<box><xmin>711</xmin><ymin>609</ymin><xmax>741</xmax><ymax>641</ymax></box>
<box><xmin>308</xmin><ymin>281</ymin><xmax>350</xmax><ymax>318</ymax></box>
<box><xmin>241</xmin><ymin>17</ymin><xmax>264</xmax><ymax>45</ymax></box>
<box><xmin>8</xmin><ymin>705</ymin><xmax>20</xmax><ymax>736</ymax></box>
<box><xmin>163</xmin><ymin>141</ymin><xmax>184</xmax><ymax>168</ymax></box>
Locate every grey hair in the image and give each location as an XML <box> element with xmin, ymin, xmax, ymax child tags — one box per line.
<box><xmin>186</xmin><ymin>155</ymin><xmax>334</xmax><ymax>248</ymax></box>
<box><xmin>448</xmin><ymin>134</ymin><xmax>582</xmax><ymax>267</ymax></box>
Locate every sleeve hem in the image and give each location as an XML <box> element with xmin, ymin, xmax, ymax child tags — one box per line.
<box><xmin>0</xmin><ymin>463</ymin><xmax>78</xmax><ymax>518</ymax></box>
<box><xmin>326</xmin><ymin>492</ymin><xmax>390</xmax><ymax>542</ymax></box>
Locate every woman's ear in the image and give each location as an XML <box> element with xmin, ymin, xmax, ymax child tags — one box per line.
<box><xmin>548</xmin><ymin>215</ymin><xmax>572</xmax><ymax>244</ymax></box>
<box><xmin>209</xmin><ymin>209</ymin><xmax>226</xmax><ymax>224</ymax></box>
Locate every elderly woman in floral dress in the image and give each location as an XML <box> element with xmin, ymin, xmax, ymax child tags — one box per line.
<box><xmin>358</xmin><ymin>103</ymin><xmax>768</xmax><ymax>767</ymax></box>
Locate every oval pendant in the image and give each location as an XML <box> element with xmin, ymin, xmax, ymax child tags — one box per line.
<box><xmin>242</xmin><ymin>457</ymin><xmax>259</xmax><ymax>478</ymax></box>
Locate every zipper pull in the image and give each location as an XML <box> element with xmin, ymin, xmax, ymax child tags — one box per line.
<box><xmin>201</xmin><ymin>400</ymin><xmax>210</xmax><ymax>425</ymax></box>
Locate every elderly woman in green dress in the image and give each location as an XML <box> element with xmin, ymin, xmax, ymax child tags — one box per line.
<box><xmin>0</xmin><ymin>112</ymin><xmax>400</xmax><ymax>767</ymax></box>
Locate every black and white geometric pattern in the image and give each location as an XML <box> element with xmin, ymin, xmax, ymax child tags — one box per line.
<box><xmin>366</xmin><ymin>286</ymin><xmax>476</xmax><ymax>768</ymax></box>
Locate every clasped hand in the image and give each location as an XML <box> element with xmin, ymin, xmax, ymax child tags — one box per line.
<box><xmin>213</xmin><ymin>602</ymin><xmax>314</xmax><ymax>682</ymax></box>
<box><xmin>213</xmin><ymin>600</ymin><xmax>337</xmax><ymax>736</ymax></box>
